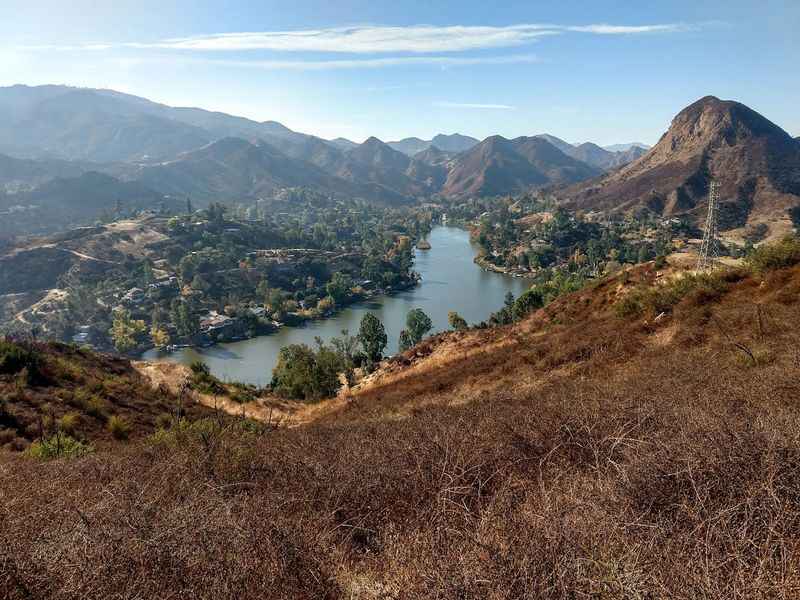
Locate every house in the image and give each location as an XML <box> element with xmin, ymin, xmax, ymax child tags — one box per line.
<box><xmin>72</xmin><ymin>332</ymin><xmax>90</xmax><ymax>344</ymax></box>
<box><xmin>249</xmin><ymin>306</ymin><xmax>267</xmax><ymax>318</ymax></box>
<box><xmin>121</xmin><ymin>287</ymin><xmax>145</xmax><ymax>304</ymax></box>
<box><xmin>199</xmin><ymin>311</ymin><xmax>234</xmax><ymax>333</ymax></box>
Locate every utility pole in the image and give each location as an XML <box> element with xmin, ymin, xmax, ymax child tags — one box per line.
<box><xmin>697</xmin><ymin>180</ymin><xmax>720</xmax><ymax>272</ymax></box>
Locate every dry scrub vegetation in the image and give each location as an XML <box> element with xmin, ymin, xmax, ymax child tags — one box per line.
<box><xmin>3</xmin><ymin>244</ymin><xmax>800</xmax><ymax>598</ymax></box>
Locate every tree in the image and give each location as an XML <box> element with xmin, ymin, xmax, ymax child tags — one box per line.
<box><xmin>448</xmin><ymin>311</ymin><xmax>468</xmax><ymax>331</ymax></box>
<box><xmin>150</xmin><ymin>324</ymin><xmax>170</xmax><ymax>349</ymax></box>
<box><xmin>357</xmin><ymin>313</ymin><xmax>387</xmax><ymax>362</ymax></box>
<box><xmin>271</xmin><ymin>344</ymin><xmax>317</xmax><ymax>399</ymax></box>
<box><xmin>325</xmin><ymin>272</ymin><xmax>352</xmax><ymax>302</ymax></box>
<box><xmin>271</xmin><ymin>341</ymin><xmax>344</xmax><ymax>400</ymax></box>
<box><xmin>512</xmin><ymin>289</ymin><xmax>545</xmax><ymax>321</ymax></box>
<box><xmin>331</xmin><ymin>329</ymin><xmax>359</xmax><ymax>385</ymax></box>
<box><xmin>191</xmin><ymin>274</ymin><xmax>211</xmax><ymax>293</ymax></box>
<box><xmin>406</xmin><ymin>308</ymin><xmax>432</xmax><ymax>345</ymax></box>
<box><xmin>171</xmin><ymin>300</ymin><xmax>199</xmax><ymax>338</ymax></box>
<box><xmin>150</xmin><ymin>307</ymin><xmax>170</xmax><ymax>348</ymax></box>
<box><xmin>109</xmin><ymin>310</ymin><xmax>146</xmax><ymax>353</ymax></box>
<box><xmin>398</xmin><ymin>329</ymin><xmax>414</xmax><ymax>353</ymax></box>
<box><xmin>142</xmin><ymin>261</ymin><xmax>154</xmax><ymax>286</ymax></box>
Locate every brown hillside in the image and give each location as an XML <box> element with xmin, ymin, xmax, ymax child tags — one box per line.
<box><xmin>562</xmin><ymin>96</ymin><xmax>800</xmax><ymax>236</ymax></box>
<box><xmin>0</xmin><ymin>340</ymin><xmax>211</xmax><ymax>450</ymax></box>
<box><xmin>3</xmin><ymin>253</ymin><xmax>800</xmax><ymax>598</ymax></box>
<box><xmin>442</xmin><ymin>135</ymin><xmax>600</xmax><ymax>199</ymax></box>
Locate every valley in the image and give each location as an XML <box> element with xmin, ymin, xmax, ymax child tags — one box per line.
<box><xmin>2</xmin><ymin>41</ymin><xmax>800</xmax><ymax>596</ymax></box>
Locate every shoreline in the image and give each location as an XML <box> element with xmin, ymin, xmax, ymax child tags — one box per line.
<box><xmin>473</xmin><ymin>254</ymin><xmax>538</xmax><ymax>279</ymax></box>
<box><xmin>141</xmin><ymin>276</ymin><xmax>422</xmax><ymax>358</ymax></box>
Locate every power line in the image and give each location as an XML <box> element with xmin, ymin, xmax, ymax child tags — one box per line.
<box><xmin>697</xmin><ymin>180</ymin><xmax>720</xmax><ymax>272</ymax></box>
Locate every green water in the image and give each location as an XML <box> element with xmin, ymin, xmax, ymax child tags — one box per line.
<box><xmin>144</xmin><ymin>226</ymin><xmax>530</xmax><ymax>386</ymax></box>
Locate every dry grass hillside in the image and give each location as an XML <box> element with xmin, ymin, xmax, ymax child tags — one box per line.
<box><xmin>0</xmin><ymin>340</ymin><xmax>211</xmax><ymax>451</ymax></box>
<box><xmin>2</xmin><ymin>241</ymin><xmax>800</xmax><ymax>598</ymax></box>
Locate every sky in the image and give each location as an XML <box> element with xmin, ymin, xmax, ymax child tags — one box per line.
<box><xmin>1</xmin><ymin>0</ymin><xmax>798</xmax><ymax>145</ymax></box>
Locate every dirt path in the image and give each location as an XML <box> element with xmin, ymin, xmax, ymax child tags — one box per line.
<box><xmin>133</xmin><ymin>360</ymin><xmax>325</xmax><ymax>427</ymax></box>
<box><xmin>14</xmin><ymin>288</ymin><xmax>68</xmax><ymax>323</ymax></box>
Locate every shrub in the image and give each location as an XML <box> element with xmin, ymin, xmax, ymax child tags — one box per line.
<box><xmin>189</xmin><ymin>361</ymin><xmax>226</xmax><ymax>395</ymax></box>
<box><xmin>58</xmin><ymin>412</ymin><xmax>80</xmax><ymax>435</ymax></box>
<box><xmin>107</xmin><ymin>415</ymin><xmax>131</xmax><ymax>440</ymax></box>
<box><xmin>0</xmin><ymin>339</ymin><xmax>41</xmax><ymax>377</ymax></box>
<box><xmin>615</xmin><ymin>271</ymin><xmax>730</xmax><ymax>319</ymax></box>
<box><xmin>155</xmin><ymin>413</ymin><xmax>174</xmax><ymax>431</ymax></box>
<box><xmin>0</xmin><ymin>427</ymin><xmax>16</xmax><ymax>445</ymax></box>
<box><xmin>448</xmin><ymin>311</ymin><xmax>468</xmax><ymax>331</ymax></box>
<box><xmin>614</xmin><ymin>293</ymin><xmax>646</xmax><ymax>318</ymax></box>
<box><xmin>84</xmin><ymin>395</ymin><xmax>107</xmax><ymax>418</ymax></box>
<box><xmin>746</xmin><ymin>236</ymin><xmax>800</xmax><ymax>272</ymax></box>
<box><xmin>27</xmin><ymin>433</ymin><xmax>92</xmax><ymax>460</ymax></box>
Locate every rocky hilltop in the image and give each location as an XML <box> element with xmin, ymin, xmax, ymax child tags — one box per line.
<box><xmin>562</xmin><ymin>96</ymin><xmax>800</xmax><ymax>235</ymax></box>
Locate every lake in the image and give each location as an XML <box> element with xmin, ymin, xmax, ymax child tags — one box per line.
<box><xmin>144</xmin><ymin>226</ymin><xmax>530</xmax><ymax>386</ymax></box>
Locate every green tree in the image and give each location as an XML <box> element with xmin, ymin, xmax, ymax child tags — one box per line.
<box><xmin>398</xmin><ymin>329</ymin><xmax>414</xmax><ymax>353</ymax></box>
<box><xmin>109</xmin><ymin>310</ymin><xmax>146</xmax><ymax>352</ymax></box>
<box><xmin>357</xmin><ymin>313</ymin><xmax>387</xmax><ymax>361</ymax></box>
<box><xmin>512</xmin><ymin>289</ymin><xmax>545</xmax><ymax>321</ymax></box>
<box><xmin>171</xmin><ymin>300</ymin><xmax>199</xmax><ymax>337</ymax></box>
<box><xmin>448</xmin><ymin>311</ymin><xmax>468</xmax><ymax>331</ymax></box>
<box><xmin>325</xmin><ymin>272</ymin><xmax>352</xmax><ymax>302</ymax></box>
<box><xmin>142</xmin><ymin>261</ymin><xmax>154</xmax><ymax>286</ymax></box>
<box><xmin>406</xmin><ymin>308</ymin><xmax>432</xmax><ymax>345</ymax></box>
<box><xmin>271</xmin><ymin>340</ymin><xmax>344</xmax><ymax>400</ymax></box>
<box><xmin>191</xmin><ymin>274</ymin><xmax>211</xmax><ymax>293</ymax></box>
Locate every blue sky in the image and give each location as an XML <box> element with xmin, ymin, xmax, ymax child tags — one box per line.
<box><xmin>1</xmin><ymin>0</ymin><xmax>798</xmax><ymax>145</ymax></box>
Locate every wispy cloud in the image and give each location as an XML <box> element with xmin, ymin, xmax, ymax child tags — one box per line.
<box><xmin>16</xmin><ymin>23</ymin><xmax>692</xmax><ymax>54</ymax></box>
<box><xmin>433</xmin><ymin>101</ymin><xmax>515</xmax><ymax>110</ymax></box>
<box><xmin>172</xmin><ymin>53</ymin><xmax>541</xmax><ymax>70</ymax></box>
<box><xmin>566</xmin><ymin>24</ymin><xmax>692</xmax><ymax>34</ymax></box>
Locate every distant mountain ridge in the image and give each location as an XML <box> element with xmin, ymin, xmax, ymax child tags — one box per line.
<box><xmin>386</xmin><ymin>133</ymin><xmax>480</xmax><ymax>156</ymax></box>
<box><xmin>532</xmin><ymin>135</ymin><xmax>648</xmax><ymax>171</ymax></box>
<box><xmin>9</xmin><ymin>85</ymin><xmax>792</xmax><ymax>227</ymax></box>
<box><xmin>441</xmin><ymin>135</ymin><xmax>602</xmax><ymax>199</ymax></box>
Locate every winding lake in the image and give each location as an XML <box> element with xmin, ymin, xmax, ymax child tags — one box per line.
<box><xmin>144</xmin><ymin>226</ymin><xmax>530</xmax><ymax>386</ymax></box>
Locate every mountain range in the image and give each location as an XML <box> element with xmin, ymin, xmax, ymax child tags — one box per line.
<box><xmin>561</xmin><ymin>95</ymin><xmax>800</xmax><ymax>235</ymax></box>
<box><xmin>0</xmin><ymin>85</ymin><xmax>649</xmax><ymax>216</ymax></box>
<box><xmin>386</xmin><ymin>133</ymin><xmax>481</xmax><ymax>156</ymax></box>
<box><xmin>1</xmin><ymin>84</ymin><xmax>798</xmax><ymax>237</ymax></box>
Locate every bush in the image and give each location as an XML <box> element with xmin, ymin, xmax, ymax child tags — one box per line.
<box><xmin>0</xmin><ymin>339</ymin><xmax>40</xmax><ymax>377</ymax></box>
<box><xmin>189</xmin><ymin>360</ymin><xmax>226</xmax><ymax>395</ymax></box>
<box><xmin>155</xmin><ymin>413</ymin><xmax>174</xmax><ymax>430</ymax></box>
<box><xmin>27</xmin><ymin>433</ymin><xmax>93</xmax><ymax>460</ymax></box>
<box><xmin>615</xmin><ymin>271</ymin><xmax>730</xmax><ymax>319</ymax></box>
<box><xmin>271</xmin><ymin>341</ymin><xmax>344</xmax><ymax>401</ymax></box>
<box><xmin>84</xmin><ymin>395</ymin><xmax>107</xmax><ymax>418</ymax></box>
<box><xmin>107</xmin><ymin>415</ymin><xmax>131</xmax><ymax>440</ymax></box>
<box><xmin>746</xmin><ymin>236</ymin><xmax>800</xmax><ymax>272</ymax></box>
<box><xmin>58</xmin><ymin>412</ymin><xmax>80</xmax><ymax>435</ymax></box>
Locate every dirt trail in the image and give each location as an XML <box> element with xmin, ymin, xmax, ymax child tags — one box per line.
<box><xmin>133</xmin><ymin>360</ymin><xmax>333</xmax><ymax>427</ymax></box>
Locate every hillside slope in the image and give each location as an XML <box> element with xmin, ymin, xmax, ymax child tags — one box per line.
<box><xmin>0</xmin><ymin>340</ymin><xmax>211</xmax><ymax>450</ymax></box>
<box><xmin>442</xmin><ymin>135</ymin><xmax>601</xmax><ymax>198</ymax></box>
<box><xmin>562</xmin><ymin>96</ymin><xmax>800</xmax><ymax>235</ymax></box>
<box><xmin>3</xmin><ymin>247</ymin><xmax>800</xmax><ymax>598</ymax></box>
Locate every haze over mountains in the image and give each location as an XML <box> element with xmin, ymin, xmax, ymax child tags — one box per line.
<box><xmin>0</xmin><ymin>85</ymin><xmax>648</xmax><ymax>218</ymax></box>
<box><xmin>2</xmin><ymin>84</ymin><xmax>799</xmax><ymax>238</ymax></box>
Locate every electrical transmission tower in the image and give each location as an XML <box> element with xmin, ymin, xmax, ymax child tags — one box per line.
<box><xmin>697</xmin><ymin>180</ymin><xmax>720</xmax><ymax>272</ymax></box>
